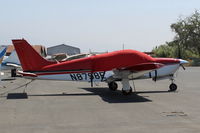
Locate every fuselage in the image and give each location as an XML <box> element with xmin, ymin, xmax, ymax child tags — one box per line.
<box><xmin>22</xmin><ymin>58</ymin><xmax>187</xmax><ymax>83</ymax></box>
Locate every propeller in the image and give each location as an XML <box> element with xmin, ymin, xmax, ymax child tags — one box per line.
<box><xmin>179</xmin><ymin>59</ymin><xmax>188</xmax><ymax>70</ymax></box>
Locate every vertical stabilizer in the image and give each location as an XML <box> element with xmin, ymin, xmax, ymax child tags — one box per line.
<box><xmin>12</xmin><ymin>39</ymin><xmax>53</xmax><ymax>71</ymax></box>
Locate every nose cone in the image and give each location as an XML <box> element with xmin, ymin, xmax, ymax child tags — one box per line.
<box><xmin>179</xmin><ymin>59</ymin><xmax>189</xmax><ymax>64</ymax></box>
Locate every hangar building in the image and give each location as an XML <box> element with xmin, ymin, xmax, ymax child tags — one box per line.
<box><xmin>47</xmin><ymin>44</ymin><xmax>80</xmax><ymax>56</ymax></box>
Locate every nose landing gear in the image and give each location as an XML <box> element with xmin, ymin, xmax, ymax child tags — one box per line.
<box><xmin>169</xmin><ymin>76</ymin><xmax>177</xmax><ymax>92</ymax></box>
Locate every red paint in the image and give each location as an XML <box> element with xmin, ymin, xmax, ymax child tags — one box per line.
<box><xmin>12</xmin><ymin>39</ymin><xmax>54</xmax><ymax>71</ymax></box>
<box><xmin>13</xmin><ymin>39</ymin><xmax>163</xmax><ymax>74</ymax></box>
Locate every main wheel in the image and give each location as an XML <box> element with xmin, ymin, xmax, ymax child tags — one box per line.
<box><xmin>108</xmin><ymin>82</ymin><xmax>118</xmax><ymax>91</ymax></box>
<box><xmin>169</xmin><ymin>83</ymin><xmax>177</xmax><ymax>92</ymax></box>
<box><xmin>122</xmin><ymin>87</ymin><xmax>132</xmax><ymax>95</ymax></box>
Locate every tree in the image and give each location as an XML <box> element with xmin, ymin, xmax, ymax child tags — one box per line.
<box><xmin>152</xmin><ymin>43</ymin><xmax>177</xmax><ymax>58</ymax></box>
<box><xmin>170</xmin><ymin>10</ymin><xmax>200</xmax><ymax>57</ymax></box>
<box><xmin>153</xmin><ymin>10</ymin><xmax>200</xmax><ymax>59</ymax></box>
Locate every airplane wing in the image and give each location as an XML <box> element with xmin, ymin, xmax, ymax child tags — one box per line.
<box><xmin>124</xmin><ymin>62</ymin><xmax>163</xmax><ymax>72</ymax></box>
<box><xmin>17</xmin><ymin>71</ymin><xmax>37</xmax><ymax>77</ymax></box>
<box><xmin>106</xmin><ymin>62</ymin><xmax>164</xmax><ymax>82</ymax></box>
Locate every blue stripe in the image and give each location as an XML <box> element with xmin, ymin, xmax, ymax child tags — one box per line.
<box><xmin>0</xmin><ymin>47</ymin><xmax>7</xmax><ymax>59</ymax></box>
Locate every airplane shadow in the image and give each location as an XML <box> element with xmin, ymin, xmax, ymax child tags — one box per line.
<box><xmin>5</xmin><ymin>87</ymin><xmax>172</xmax><ymax>103</ymax></box>
<box><xmin>80</xmin><ymin>87</ymin><xmax>152</xmax><ymax>103</ymax></box>
<box><xmin>26</xmin><ymin>90</ymin><xmax>151</xmax><ymax>103</ymax></box>
<box><xmin>1</xmin><ymin>78</ymin><xmax>16</xmax><ymax>81</ymax></box>
<box><xmin>79</xmin><ymin>88</ymin><xmax>175</xmax><ymax>103</ymax></box>
<box><xmin>7</xmin><ymin>93</ymin><xmax>28</xmax><ymax>99</ymax></box>
<box><xmin>80</xmin><ymin>87</ymin><xmax>175</xmax><ymax>103</ymax></box>
<box><xmin>6</xmin><ymin>88</ymin><xmax>152</xmax><ymax>103</ymax></box>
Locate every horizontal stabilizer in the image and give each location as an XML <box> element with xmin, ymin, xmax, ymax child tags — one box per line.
<box><xmin>6</xmin><ymin>63</ymin><xmax>21</xmax><ymax>68</ymax></box>
<box><xmin>17</xmin><ymin>71</ymin><xmax>37</xmax><ymax>77</ymax></box>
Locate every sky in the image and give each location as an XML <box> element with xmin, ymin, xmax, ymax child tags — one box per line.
<box><xmin>0</xmin><ymin>0</ymin><xmax>200</xmax><ymax>53</ymax></box>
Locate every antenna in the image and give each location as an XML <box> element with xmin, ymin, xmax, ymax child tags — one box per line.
<box><xmin>122</xmin><ymin>43</ymin><xmax>125</xmax><ymax>50</ymax></box>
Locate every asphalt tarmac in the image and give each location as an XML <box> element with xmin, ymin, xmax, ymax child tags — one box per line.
<box><xmin>0</xmin><ymin>67</ymin><xmax>200</xmax><ymax>133</ymax></box>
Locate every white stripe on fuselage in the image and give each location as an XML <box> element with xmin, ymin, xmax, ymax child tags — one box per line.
<box><xmin>25</xmin><ymin>71</ymin><xmax>114</xmax><ymax>82</ymax></box>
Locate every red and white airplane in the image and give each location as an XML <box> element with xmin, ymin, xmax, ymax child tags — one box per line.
<box><xmin>12</xmin><ymin>39</ymin><xmax>188</xmax><ymax>95</ymax></box>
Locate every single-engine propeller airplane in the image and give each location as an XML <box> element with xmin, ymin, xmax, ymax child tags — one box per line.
<box><xmin>1</xmin><ymin>50</ymin><xmax>21</xmax><ymax>77</ymax></box>
<box><xmin>12</xmin><ymin>39</ymin><xmax>188</xmax><ymax>95</ymax></box>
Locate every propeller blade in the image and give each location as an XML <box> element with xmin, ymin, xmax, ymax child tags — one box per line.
<box><xmin>180</xmin><ymin>64</ymin><xmax>186</xmax><ymax>70</ymax></box>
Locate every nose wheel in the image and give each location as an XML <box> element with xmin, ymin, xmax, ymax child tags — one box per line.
<box><xmin>169</xmin><ymin>83</ymin><xmax>177</xmax><ymax>92</ymax></box>
<box><xmin>169</xmin><ymin>76</ymin><xmax>177</xmax><ymax>92</ymax></box>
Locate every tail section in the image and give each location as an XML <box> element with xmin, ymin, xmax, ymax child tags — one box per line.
<box><xmin>0</xmin><ymin>47</ymin><xmax>7</xmax><ymax>64</ymax></box>
<box><xmin>12</xmin><ymin>39</ymin><xmax>54</xmax><ymax>72</ymax></box>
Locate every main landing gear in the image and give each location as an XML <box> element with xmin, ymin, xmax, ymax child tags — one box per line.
<box><xmin>108</xmin><ymin>78</ymin><xmax>133</xmax><ymax>95</ymax></box>
<box><xmin>108</xmin><ymin>82</ymin><xmax>118</xmax><ymax>91</ymax></box>
<box><xmin>121</xmin><ymin>78</ymin><xmax>133</xmax><ymax>95</ymax></box>
<box><xmin>122</xmin><ymin>87</ymin><xmax>132</xmax><ymax>95</ymax></box>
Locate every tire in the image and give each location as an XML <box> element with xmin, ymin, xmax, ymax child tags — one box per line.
<box><xmin>169</xmin><ymin>83</ymin><xmax>177</xmax><ymax>92</ymax></box>
<box><xmin>108</xmin><ymin>82</ymin><xmax>118</xmax><ymax>91</ymax></box>
<box><xmin>11</xmin><ymin>69</ymin><xmax>16</xmax><ymax>77</ymax></box>
<box><xmin>122</xmin><ymin>87</ymin><xmax>132</xmax><ymax>95</ymax></box>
